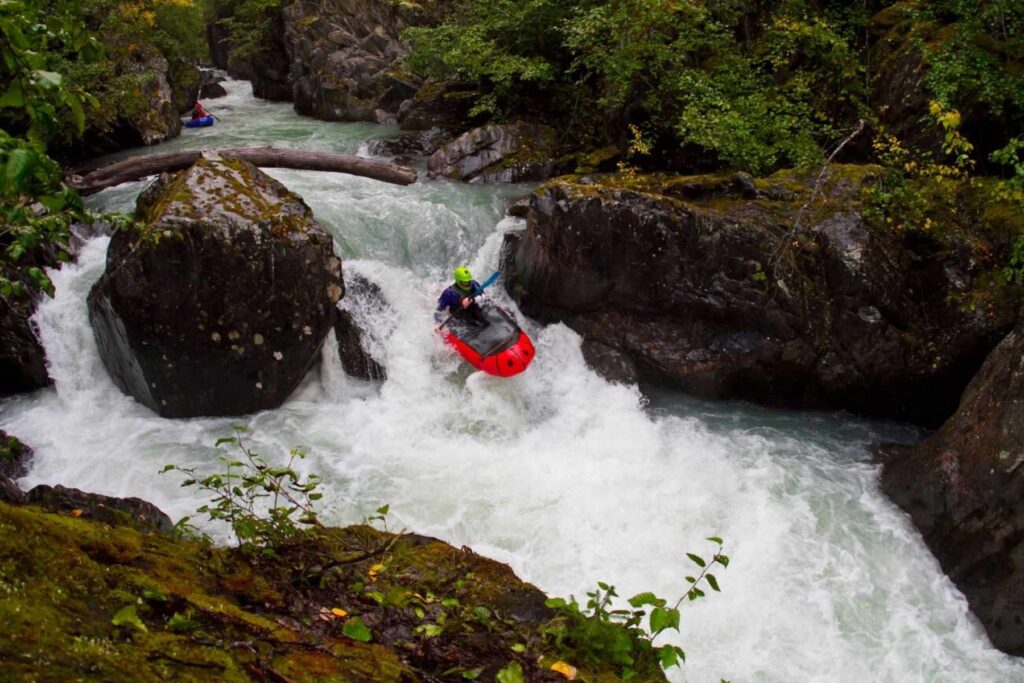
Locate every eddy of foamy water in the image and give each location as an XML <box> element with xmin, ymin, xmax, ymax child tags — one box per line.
<box><xmin>2</xmin><ymin>81</ymin><xmax>1023</xmax><ymax>682</ymax></box>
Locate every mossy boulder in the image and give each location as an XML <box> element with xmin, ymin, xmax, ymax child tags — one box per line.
<box><xmin>0</xmin><ymin>499</ymin><xmax>667</xmax><ymax>681</ymax></box>
<box><xmin>427</xmin><ymin>123</ymin><xmax>564</xmax><ymax>184</ymax></box>
<box><xmin>880</xmin><ymin>320</ymin><xmax>1024</xmax><ymax>655</ymax></box>
<box><xmin>502</xmin><ymin>165</ymin><xmax>1020</xmax><ymax>426</ymax></box>
<box><xmin>87</xmin><ymin>157</ymin><xmax>342</xmax><ymax>418</ymax></box>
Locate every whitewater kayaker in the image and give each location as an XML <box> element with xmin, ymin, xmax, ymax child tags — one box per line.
<box><xmin>435</xmin><ymin>266</ymin><xmax>484</xmax><ymax>324</ymax></box>
<box><xmin>191</xmin><ymin>101</ymin><xmax>208</xmax><ymax>120</ymax></box>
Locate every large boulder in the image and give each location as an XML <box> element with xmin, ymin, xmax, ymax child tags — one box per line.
<box><xmin>502</xmin><ymin>167</ymin><xmax>1018</xmax><ymax>426</ymax></box>
<box><xmin>283</xmin><ymin>0</ymin><xmax>437</xmax><ymax>122</ymax></box>
<box><xmin>427</xmin><ymin>123</ymin><xmax>565</xmax><ymax>183</ymax></box>
<box><xmin>880</xmin><ymin>322</ymin><xmax>1024</xmax><ymax>654</ymax></box>
<box><xmin>87</xmin><ymin>157</ymin><xmax>342</xmax><ymax>418</ymax></box>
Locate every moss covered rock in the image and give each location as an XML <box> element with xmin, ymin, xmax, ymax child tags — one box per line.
<box><xmin>87</xmin><ymin>158</ymin><xmax>342</xmax><ymax>418</ymax></box>
<box><xmin>502</xmin><ymin>165</ymin><xmax>1022</xmax><ymax>426</ymax></box>
<box><xmin>0</xmin><ymin>499</ymin><xmax>667</xmax><ymax>682</ymax></box>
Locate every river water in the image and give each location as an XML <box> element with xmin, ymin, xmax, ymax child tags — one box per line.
<box><xmin>2</xmin><ymin>80</ymin><xmax>1021</xmax><ymax>682</ymax></box>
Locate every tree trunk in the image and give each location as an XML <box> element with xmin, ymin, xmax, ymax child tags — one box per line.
<box><xmin>67</xmin><ymin>147</ymin><xmax>417</xmax><ymax>195</ymax></box>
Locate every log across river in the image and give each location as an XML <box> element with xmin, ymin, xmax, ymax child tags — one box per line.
<box><xmin>68</xmin><ymin>147</ymin><xmax>417</xmax><ymax>195</ymax></box>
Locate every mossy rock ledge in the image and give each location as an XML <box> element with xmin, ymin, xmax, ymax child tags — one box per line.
<box><xmin>87</xmin><ymin>157</ymin><xmax>343</xmax><ymax>418</ymax></box>
<box><xmin>0</xmin><ymin>493</ymin><xmax>667</xmax><ymax>682</ymax></box>
<box><xmin>501</xmin><ymin>166</ymin><xmax>1021</xmax><ymax>426</ymax></box>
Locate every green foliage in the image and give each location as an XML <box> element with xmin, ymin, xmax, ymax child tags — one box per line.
<box><xmin>163</xmin><ymin>427</ymin><xmax>325</xmax><ymax>553</ymax></box>
<box><xmin>1002</xmin><ymin>234</ymin><xmax>1024</xmax><ymax>285</ymax></box>
<box><xmin>911</xmin><ymin>0</ymin><xmax>1024</xmax><ymax>118</ymax></box>
<box><xmin>542</xmin><ymin>537</ymin><xmax>728</xmax><ymax>679</ymax></box>
<box><xmin>211</xmin><ymin>0</ymin><xmax>282</xmax><ymax>66</ymax></box>
<box><xmin>342</xmin><ymin>616</ymin><xmax>373</xmax><ymax>642</ymax></box>
<box><xmin>495</xmin><ymin>660</ymin><xmax>524</xmax><ymax>683</ymax></box>
<box><xmin>111</xmin><ymin>604</ymin><xmax>147</xmax><ymax>633</ymax></box>
<box><xmin>992</xmin><ymin>137</ymin><xmax>1024</xmax><ymax>207</ymax></box>
<box><xmin>403</xmin><ymin>0</ymin><xmax>867</xmax><ymax>174</ymax></box>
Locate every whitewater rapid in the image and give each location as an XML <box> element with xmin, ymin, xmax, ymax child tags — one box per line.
<box><xmin>2</xmin><ymin>80</ymin><xmax>1021</xmax><ymax>682</ymax></box>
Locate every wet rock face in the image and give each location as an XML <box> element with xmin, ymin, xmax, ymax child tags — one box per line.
<box><xmin>0</xmin><ymin>431</ymin><xmax>33</xmax><ymax>480</ymax></box>
<box><xmin>87</xmin><ymin>158</ymin><xmax>342</xmax><ymax>418</ymax></box>
<box><xmin>284</xmin><ymin>0</ymin><xmax>435</xmax><ymax>122</ymax></box>
<box><xmin>397</xmin><ymin>81</ymin><xmax>482</xmax><ymax>131</ymax></box>
<box><xmin>427</xmin><ymin>123</ymin><xmax>563</xmax><ymax>183</ymax></box>
<box><xmin>880</xmin><ymin>323</ymin><xmax>1024</xmax><ymax>655</ymax></box>
<box><xmin>25</xmin><ymin>484</ymin><xmax>174</xmax><ymax>535</ymax></box>
<box><xmin>0</xmin><ymin>296</ymin><xmax>49</xmax><ymax>396</ymax></box>
<box><xmin>251</xmin><ymin>9</ymin><xmax>293</xmax><ymax>101</ymax></box>
<box><xmin>502</xmin><ymin>169</ymin><xmax>1014</xmax><ymax>425</ymax></box>
<box><xmin>334</xmin><ymin>273</ymin><xmax>387</xmax><ymax>381</ymax></box>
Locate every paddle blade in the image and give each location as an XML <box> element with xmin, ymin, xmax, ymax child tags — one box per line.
<box><xmin>479</xmin><ymin>271</ymin><xmax>500</xmax><ymax>290</ymax></box>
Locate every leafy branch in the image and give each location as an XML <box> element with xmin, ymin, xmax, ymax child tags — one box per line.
<box><xmin>543</xmin><ymin>537</ymin><xmax>729</xmax><ymax>677</ymax></box>
<box><xmin>162</xmin><ymin>427</ymin><xmax>324</xmax><ymax>554</ymax></box>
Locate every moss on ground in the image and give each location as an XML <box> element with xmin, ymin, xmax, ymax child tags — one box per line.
<box><xmin>0</xmin><ymin>502</ymin><xmax>666</xmax><ymax>682</ymax></box>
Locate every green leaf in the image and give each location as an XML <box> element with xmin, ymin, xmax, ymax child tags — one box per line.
<box><xmin>166</xmin><ymin>612</ymin><xmax>200</xmax><ymax>633</ymax></box>
<box><xmin>706</xmin><ymin>573</ymin><xmax>720</xmax><ymax>592</ymax></box>
<box><xmin>686</xmin><ymin>552</ymin><xmax>706</xmax><ymax>568</ymax></box>
<box><xmin>111</xmin><ymin>605</ymin><xmax>147</xmax><ymax>633</ymax></box>
<box><xmin>715</xmin><ymin>554</ymin><xmax>730</xmax><ymax>568</ymax></box>
<box><xmin>510</xmin><ymin>643</ymin><xmax>525</xmax><ymax>653</ymax></box>
<box><xmin>0</xmin><ymin>81</ymin><xmax>23</xmax><ymax>108</ymax></box>
<box><xmin>415</xmin><ymin>623</ymin><xmax>443</xmax><ymax>637</ymax></box>
<box><xmin>657</xmin><ymin>644</ymin><xmax>681</xmax><ymax>669</ymax></box>
<box><xmin>627</xmin><ymin>591</ymin><xmax>662</xmax><ymax>608</ymax></box>
<box><xmin>706</xmin><ymin>536</ymin><xmax>723</xmax><ymax>544</ymax></box>
<box><xmin>376</xmin><ymin>504</ymin><xmax>389</xmax><ymax>515</ymax></box>
<box><xmin>5</xmin><ymin>148</ymin><xmax>35</xmax><ymax>191</ymax></box>
<box><xmin>649</xmin><ymin>606</ymin><xmax>679</xmax><ymax>633</ymax></box>
<box><xmin>462</xmin><ymin>668</ymin><xmax>484</xmax><ymax>680</ymax></box>
<box><xmin>342</xmin><ymin>617</ymin><xmax>372</xmax><ymax>642</ymax></box>
<box><xmin>496</xmin><ymin>661</ymin><xmax>524</xmax><ymax>683</ymax></box>
<box><xmin>33</xmin><ymin>70</ymin><xmax>62</xmax><ymax>89</ymax></box>
<box><xmin>215</xmin><ymin>437</ymin><xmax>237</xmax><ymax>447</ymax></box>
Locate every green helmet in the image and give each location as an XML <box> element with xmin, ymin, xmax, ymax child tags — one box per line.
<box><xmin>453</xmin><ymin>266</ymin><xmax>473</xmax><ymax>286</ymax></box>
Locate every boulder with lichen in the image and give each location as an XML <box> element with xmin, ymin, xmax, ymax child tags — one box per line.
<box><xmin>87</xmin><ymin>157</ymin><xmax>343</xmax><ymax>418</ymax></box>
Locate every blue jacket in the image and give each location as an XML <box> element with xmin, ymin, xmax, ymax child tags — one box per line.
<box><xmin>437</xmin><ymin>280</ymin><xmax>483</xmax><ymax>314</ymax></box>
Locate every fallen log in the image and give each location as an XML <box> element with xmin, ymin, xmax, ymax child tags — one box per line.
<box><xmin>66</xmin><ymin>147</ymin><xmax>418</xmax><ymax>195</ymax></box>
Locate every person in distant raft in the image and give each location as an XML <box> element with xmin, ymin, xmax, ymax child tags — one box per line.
<box><xmin>191</xmin><ymin>101</ymin><xmax>208</xmax><ymax>120</ymax></box>
<box><xmin>435</xmin><ymin>266</ymin><xmax>484</xmax><ymax>325</ymax></box>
